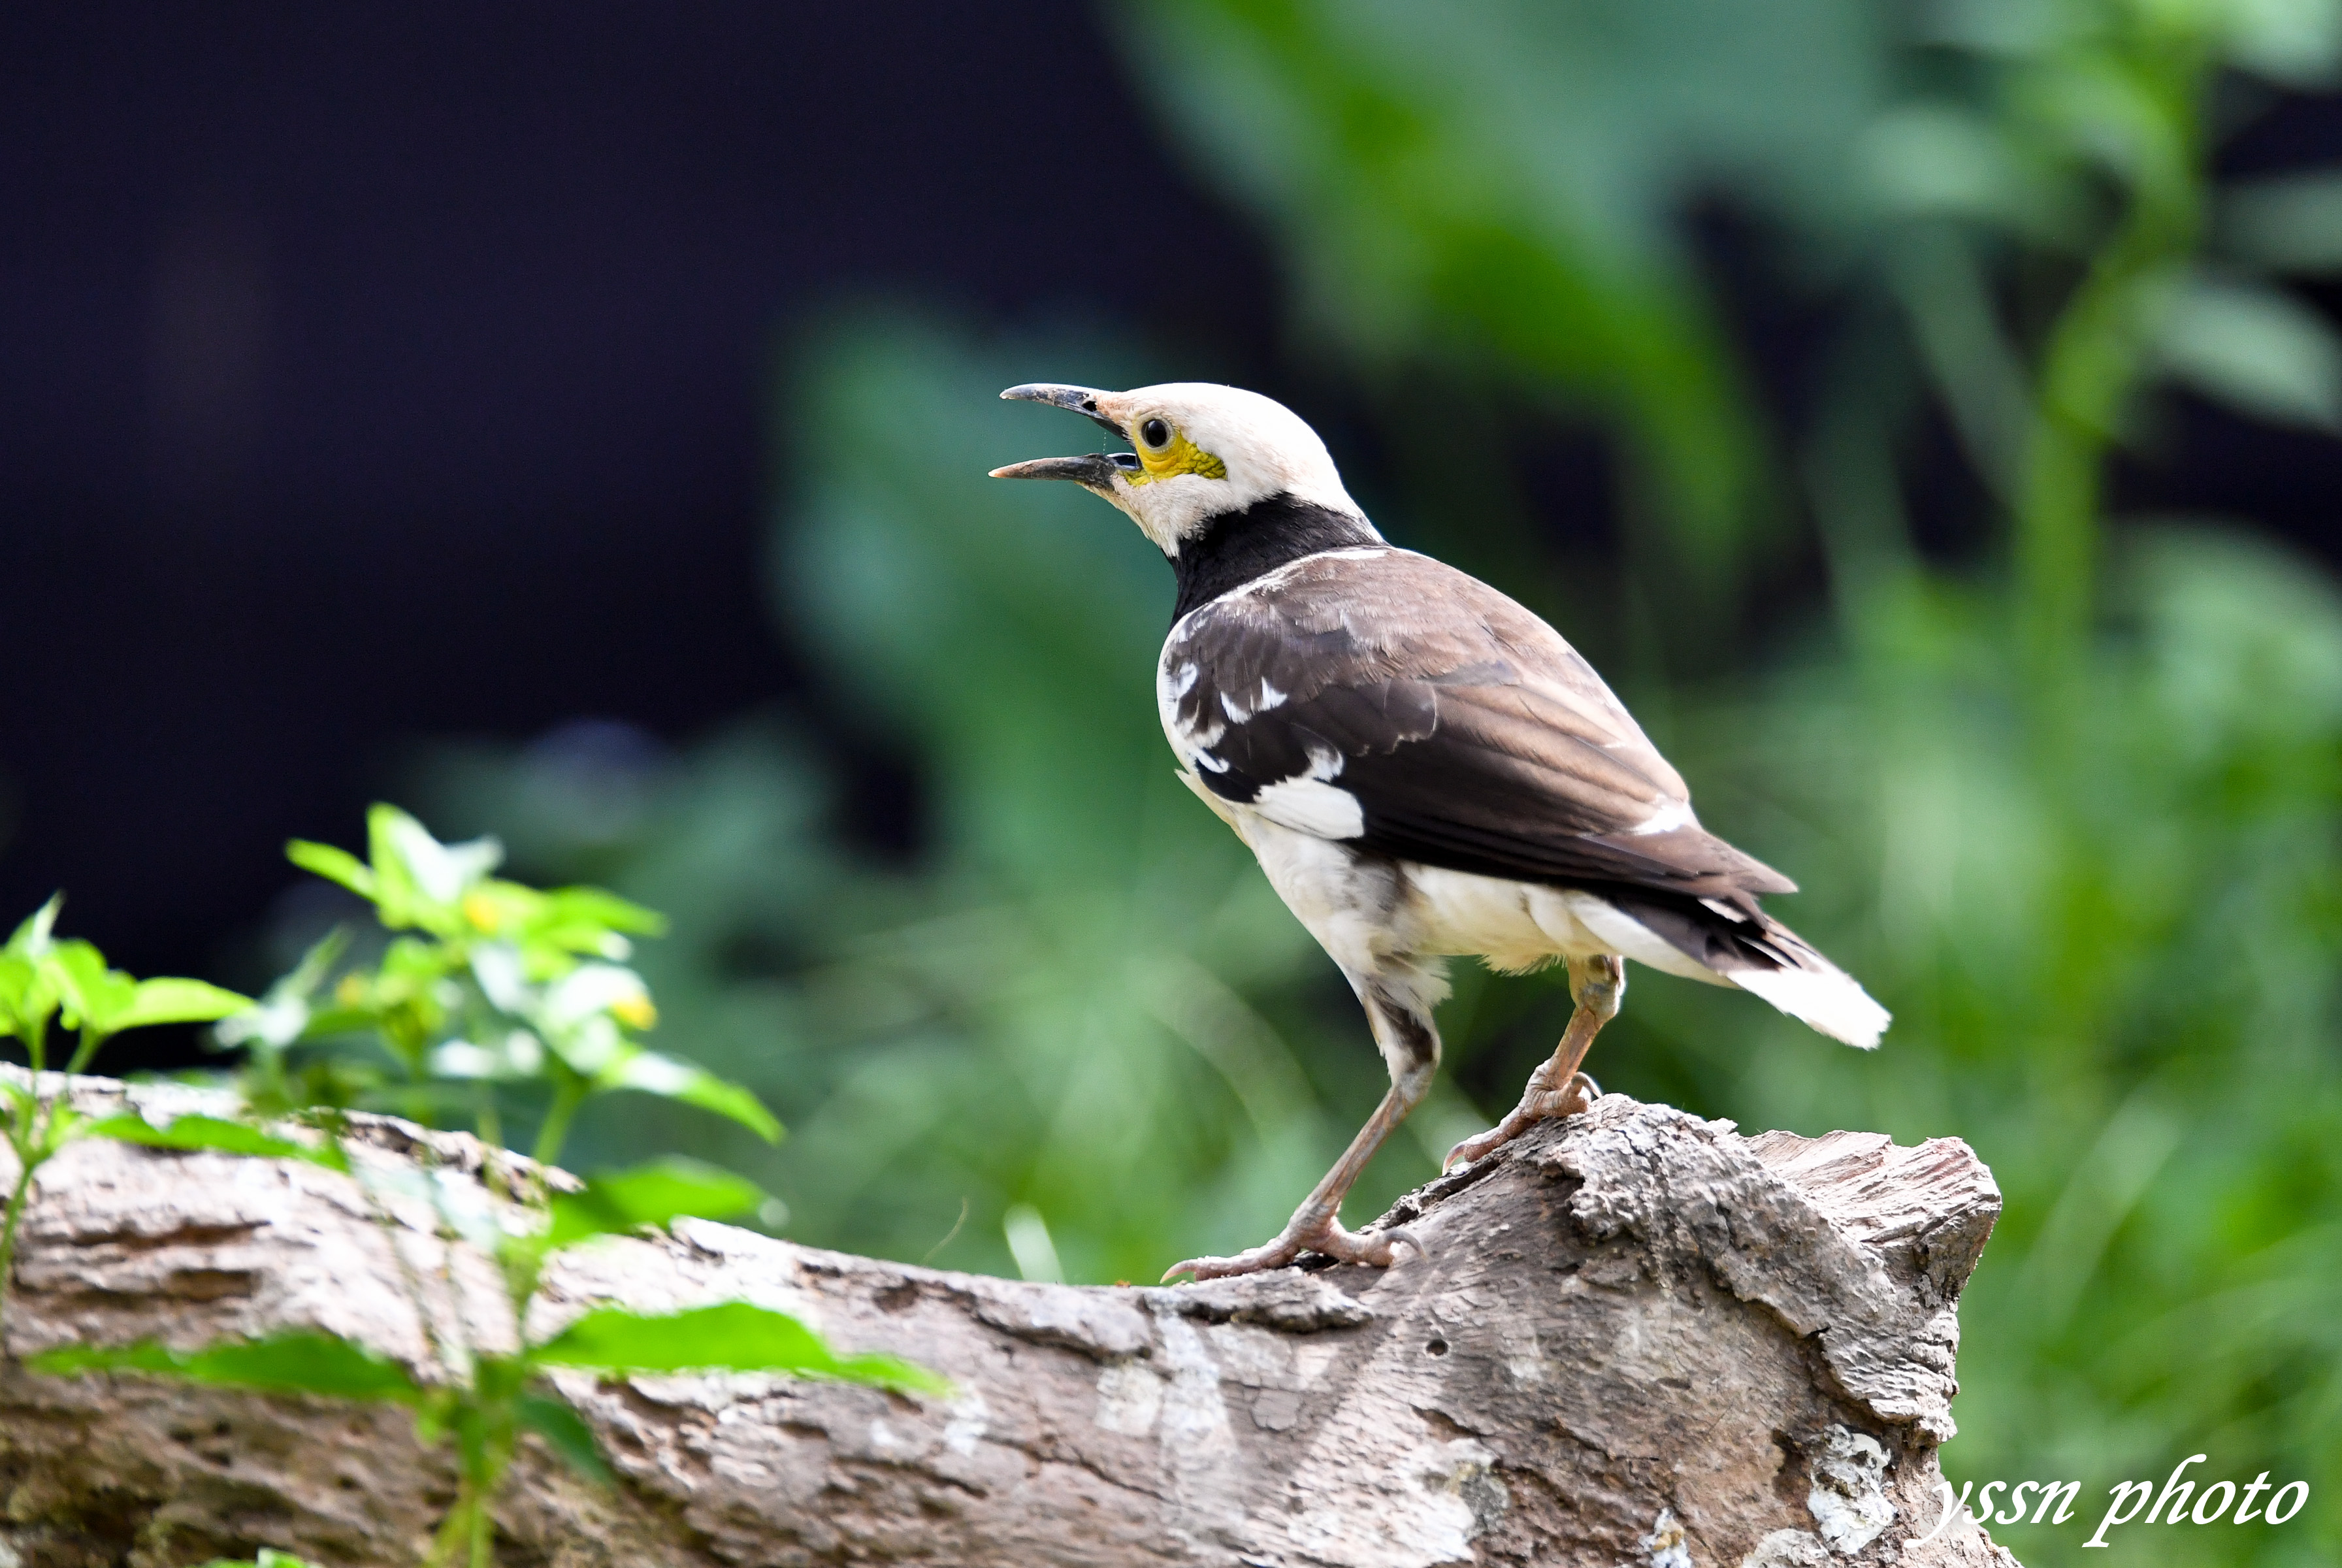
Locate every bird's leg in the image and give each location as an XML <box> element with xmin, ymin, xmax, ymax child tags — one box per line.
<box><xmin>1443</xmin><ymin>953</ymin><xmax>1623</xmax><ymax>1171</ymax></box>
<box><xmin>1165</xmin><ymin>983</ymin><xmax>1437</xmax><ymax>1282</ymax></box>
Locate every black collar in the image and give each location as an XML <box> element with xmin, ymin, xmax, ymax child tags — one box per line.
<box><xmin>1167</xmin><ymin>493</ymin><xmax>1382</xmax><ymax>625</ymax></box>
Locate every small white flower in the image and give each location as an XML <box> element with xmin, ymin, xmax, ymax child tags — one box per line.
<box><xmin>389</xmin><ymin>817</ymin><xmax>503</xmax><ymax>906</ymax></box>
<box><xmin>542</xmin><ymin>962</ymin><xmax>652</xmax><ymax>1032</ymax></box>
<box><xmin>429</xmin><ymin>1040</ymin><xmax>502</xmax><ymax>1079</ymax></box>
<box><xmin>469</xmin><ymin>943</ymin><xmax>532</xmax><ymax>1015</ymax></box>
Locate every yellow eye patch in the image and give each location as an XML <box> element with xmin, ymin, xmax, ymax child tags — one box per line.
<box><xmin>1130</xmin><ymin>425</ymin><xmax>1228</xmax><ymax>485</ymax></box>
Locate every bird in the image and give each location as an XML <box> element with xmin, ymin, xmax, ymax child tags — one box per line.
<box><xmin>990</xmin><ymin>381</ymin><xmax>1888</xmax><ymax>1282</ymax></box>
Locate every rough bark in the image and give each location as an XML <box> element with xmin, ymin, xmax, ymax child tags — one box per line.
<box><xmin>0</xmin><ymin>1070</ymin><xmax>2025</xmax><ymax>1568</ymax></box>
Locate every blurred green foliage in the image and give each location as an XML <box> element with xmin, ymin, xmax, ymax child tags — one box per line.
<box><xmin>252</xmin><ymin>803</ymin><xmax>778</xmax><ymax>1161</ymax></box>
<box><xmin>413</xmin><ymin>1</ymin><xmax>2341</xmax><ymax>1563</ymax></box>
<box><xmin>0</xmin><ymin>899</ymin><xmax>250</xmax><ymax>1339</ymax></box>
<box><xmin>8</xmin><ymin>818</ymin><xmax>920</xmax><ymax>1567</ymax></box>
<box><xmin>1118</xmin><ymin>0</ymin><xmax>1885</xmax><ymax>578</ymax></box>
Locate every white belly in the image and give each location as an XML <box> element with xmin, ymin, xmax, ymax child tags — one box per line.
<box><xmin>1218</xmin><ymin>804</ymin><xmax>1605</xmax><ymax>975</ymax></box>
<box><xmin>1192</xmin><ymin>782</ymin><xmax>1724</xmax><ymax>990</ymax></box>
<box><xmin>1397</xmin><ymin>862</ymin><xmax>1605</xmax><ymax>972</ymax></box>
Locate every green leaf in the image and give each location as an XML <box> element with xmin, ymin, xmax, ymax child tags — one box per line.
<box><xmin>378</xmin><ymin>935</ymin><xmax>456</xmax><ymax>988</ymax></box>
<box><xmin>513</xmin><ymin>1390</ymin><xmax>613</xmax><ymax>1484</ymax></box>
<box><xmin>36</xmin><ymin>942</ymin><xmax>249</xmax><ymax>1040</ymax></box>
<box><xmin>2155</xmin><ymin>274</ymin><xmax>2342</xmax><ymax>431</ymax></box>
<box><xmin>602</xmin><ymin>1051</ymin><xmax>782</xmax><ymax>1144</ymax></box>
<box><xmin>284</xmin><ymin>1003</ymin><xmax>380</xmax><ymax>1042</ymax></box>
<box><xmin>2222</xmin><ymin>171</ymin><xmax>2342</xmax><ymax>274</ymax></box>
<box><xmin>82</xmin><ymin>1113</ymin><xmax>346</xmax><ymax>1171</ymax></box>
<box><xmin>214</xmin><ymin>929</ymin><xmax>348</xmax><ymax>1053</ymax></box>
<box><xmin>369</xmin><ymin>803</ymin><xmax>500</xmax><ymax>930</ymax></box>
<box><xmin>198</xmin><ymin>1552</ymin><xmax>323</xmax><ymax>1568</ymax></box>
<box><xmin>284</xmin><ymin>926</ymin><xmax>353</xmax><ymax>996</ymax></box>
<box><xmin>2219</xmin><ymin>0</ymin><xmax>2342</xmax><ymax>90</ymax></box>
<box><xmin>39</xmin><ymin>1102</ymin><xmax>88</xmax><ymax>1156</ymax></box>
<box><xmin>0</xmin><ymin>953</ymin><xmax>41</xmax><ymax>1036</ymax></box>
<box><xmin>286</xmin><ymin>839</ymin><xmax>377</xmax><ymax>901</ymax></box>
<box><xmin>534</xmin><ymin>885</ymin><xmax>670</xmax><ymax>943</ymax></box>
<box><xmin>527</xmin><ymin>1302</ymin><xmax>946</xmax><ymax>1394</ymax></box>
<box><xmin>1860</xmin><ymin>103</ymin><xmax>2046</xmax><ymax>231</ymax></box>
<box><xmin>31</xmin><ymin>1331</ymin><xmax>426</xmax><ymax>1404</ymax></box>
<box><xmin>365</xmin><ymin>806</ymin><xmax>426</xmax><ymax>928</ymax></box>
<box><xmin>5</xmin><ymin>894</ymin><xmax>62</xmax><ymax>956</ymax></box>
<box><xmin>42</xmin><ymin>939</ymin><xmax>135</xmax><ymax>1032</ymax></box>
<box><xmin>545</xmin><ymin>1158</ymin><xmax>766</xmax><ymax>1250</ymax></box>
<box><xmin>112</xmin><ymin>977</ymin><xmax>255</xmax><ymax>1031</ymax></box>
<box><xmin>0</xmin><ymin>915</ymin><xmax>54</xmax><ymax>1042</ymax></box>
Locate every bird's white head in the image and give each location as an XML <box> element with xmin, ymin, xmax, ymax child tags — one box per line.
<box><xmin>990</xmin><ymin>381</ymin><xmax>1368</xmax><ymax>554</ymax></box>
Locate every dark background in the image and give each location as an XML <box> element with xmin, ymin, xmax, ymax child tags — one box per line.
<box><xmin>3</xmin><ymin>1</ymin><xmax>2337</xmax><ymax>992</ymax></box>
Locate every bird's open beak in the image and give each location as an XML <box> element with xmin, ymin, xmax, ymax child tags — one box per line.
<box><xmin>988</xmin><ymin>384</ymin><xmax>1133</xmax><ymax>489</ymax></box>
<box><xmin>998</xmin><ymin>383</ymin><xmax>1125</xmax><ymax>436</ymax></box>
<box><xmin>988</xmin><ymin>453</ymin><xmax>1126</xmax><ymax>485</ymax></box>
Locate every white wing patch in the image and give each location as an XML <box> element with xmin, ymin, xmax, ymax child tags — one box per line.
<box><xmin>1218</xmin><ymin>675</ymin><xmax>1293</xmax><ymax>726</ymax></box>
<box><xmin>1626</xmin><ymin>799</ymin><xmax>1694</xmax><ymax>836</ymax></box>
<box><xmin>1246</xmin><ymin>738</ymin><xmax>1364</xmax><ymax>841</ymax></box>
<box><xmin>1251</xmin><ymin>777</ymin><xmax>1365</xmax><ymax>840</ymax></box>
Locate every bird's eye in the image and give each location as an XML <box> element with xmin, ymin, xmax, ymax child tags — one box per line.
<box><xmin>1139</xmin><ymin>417</ymin><xmax>1171</xmax><ymax>449</ymax></box>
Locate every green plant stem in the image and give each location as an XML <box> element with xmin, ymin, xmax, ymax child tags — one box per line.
<box><xmin>338</xmin><ymin>1116</ymin><xmax>509</xmax><ymax>1567</ymax></box>
<box><xmin>331</xmin><ymin>1115</ymin><xmax>455</xmax><ymax>1380</ymax></box>
<box><xmin>476</xmin><ymin>1100</ymin><xmax>505</xmax><ymax>1179</ymax></box>
<box><xmin>531</xmin><ymin>1077</ymin><xmax>585</xmax><ymax>1171</ymax></box>
<box><xmin>0</xmin><ymin>1139</ymin><xmax>39</xmax><ymax>1348</ymax></box>
<box><xmin>0</xmin><ymin>1030</ymin><xmax>112</xmax><ymax>1341</ymax></box>
<box><xmin>1</xmin><ymin>1022</ymin><xmax>63</xmax><ymax>1350</ymax></box>
<box><xmin>424</xmin><ymin>1481</ymin><xmax>480</xmax><ymax>1568</ymax></box>
<box><xmin>2013</xmin><ymin>44</ymin><xmax>2205</xmax><ymax>699</ymax></box>
<box><xmin>415</xmin><ymin>1147</ymin><xmax>481</xmax><ymax>1384</ymax></box>
<box><xmin>63</xmin><ymin>1027</ymin><xmax>110</xmax><ymax>1077</ymax></box>
<box><xmin>423</xmin><ymin>1437</ymin><xmax>512</xmax><ymax>1568</ymax></box>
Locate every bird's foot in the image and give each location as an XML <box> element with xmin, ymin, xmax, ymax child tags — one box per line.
<box><xmin>1442</xmin><ymin>1066</ymin><xmax>1601</xmax><ymax>1173</ymax></box>
<box><xmin>1162</xmin><ymin>1215</ymin><xmax>1420</xmax><ymax>1282</ymax></box>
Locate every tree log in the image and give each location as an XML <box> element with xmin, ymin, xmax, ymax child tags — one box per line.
<box><xmin>0</xmin><ymin>1070</ymin><xmax>2024</xmax><ymax>1567</ymax></box>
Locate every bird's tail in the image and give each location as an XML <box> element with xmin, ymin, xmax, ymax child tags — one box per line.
<box><xmin>1602</xmin><ymin>890</ymin><xmax>1890</xmax><ymax>1049</ymax></box>
<box><xmin>1722</xmin><ymin>929</ymin><xmax>1890</xmax><ymax>1049</ymax></box>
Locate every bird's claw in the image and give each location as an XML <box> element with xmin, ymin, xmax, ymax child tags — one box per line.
<box><xmin>1442</xmin><ymin>1068</ymin><xmax>1601</xmax><ymax>1172</ymax></box>
<box><xmin>1163</xmin><ymin>1215</ymin><xmax>1413</xmax><ymax>1282</ymax></box>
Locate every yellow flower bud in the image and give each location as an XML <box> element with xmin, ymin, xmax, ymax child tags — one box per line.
<box><xmin>335</xmin><ymin>974</ymin><xmax>367</xmax><ymax>1007</ymax></box>
<box><xmin>610</xmin><ymin>992</ymin><xmax>658</xmax><ymax>1031</ymax></box>
<box><xmin>461</xmin><ymin>891</ymin><xmax>501</xmax><ymax>932</ymax></box>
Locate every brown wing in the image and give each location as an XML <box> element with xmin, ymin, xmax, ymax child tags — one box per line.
<box><xmin>1162</xmin><ymin>548</ymin><xmax>1795</xmax><ymax>903</ymax></box>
